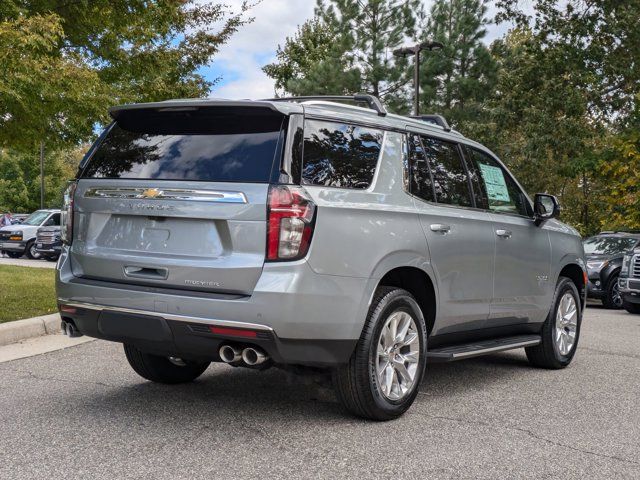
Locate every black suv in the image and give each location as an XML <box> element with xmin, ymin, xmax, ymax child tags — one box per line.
<box><xmin>583</xmin><ymin>232</ymin><xmax>640</xmax><ymax>308</ymax></box>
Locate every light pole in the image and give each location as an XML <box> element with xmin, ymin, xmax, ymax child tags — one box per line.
<box><xmin>393</xmin><ymin>40</ymin><xmax>444</xmax><ymax>116</ymax></box>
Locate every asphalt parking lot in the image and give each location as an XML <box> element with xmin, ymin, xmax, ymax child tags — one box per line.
<box><xmin>0</xmin><ymin>306</ymin><xmax>638</xmax><ymax>480</ymax></box>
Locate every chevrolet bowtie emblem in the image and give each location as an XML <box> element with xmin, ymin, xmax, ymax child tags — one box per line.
<box><xmin>141</xmin><ymin>188</ymin><xmax>162</xmax><ymax>199</ymax></box>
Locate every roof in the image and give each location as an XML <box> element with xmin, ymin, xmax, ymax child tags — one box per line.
<box><xmin>108</xmin><ymin>96</ymin><xmax>469</xmax><ymax>142</ymax></box>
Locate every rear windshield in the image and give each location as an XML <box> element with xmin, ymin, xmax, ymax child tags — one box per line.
<box><xmin>81</xmin><ymin>108</ymin><xmax>284</xmax><ymax>182</ymax></box>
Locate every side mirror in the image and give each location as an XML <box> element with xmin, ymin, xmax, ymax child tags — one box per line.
<box><xmin>534</xmin><ymin>193</ymin><xmax>560</xmax><ymax>225</ymax></box>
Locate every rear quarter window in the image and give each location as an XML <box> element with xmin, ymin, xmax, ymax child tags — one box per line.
<box><xmin>302</xmin><ymin>119</ymin><xmax>383</xmax><ymax>189</ymax></box>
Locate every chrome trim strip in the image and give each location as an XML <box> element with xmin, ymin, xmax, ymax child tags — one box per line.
<box><xmin>84</xmin><ymin>187</ymin><xmax>247</xmax><ymax>203</ymax></box>
<box><xmin>58</xmin><ymin>299</ymin><xmax>274</xmax><ymax>332</ymax></box>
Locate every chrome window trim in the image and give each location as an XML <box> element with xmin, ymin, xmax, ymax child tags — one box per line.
<box><xmin>57</xmin><ymin>299</ymin><xmax>274</xmax><ymax>332</ymax></box>
<box><xmin>84</xmin><ymin>187</ymin><xmax>248</xmax><ymax>203</ymax></box>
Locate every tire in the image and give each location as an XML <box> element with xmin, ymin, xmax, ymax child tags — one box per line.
<box><xmin>623</xmin><ymin>301</ymin><xmax>640</xmax><ymax>314</ymax></box>
<box><xmin>45</xmin><ymin>255</ymin><xmax>59</xmax><ymax>262</ymax></box>
<box><xmin>333</xmin><ymin>287</ymin><xmax>428</xmax><ymax>421</ymax></box>
<box><xmin>601</xmin><ymin>273</ymin><xmax>622</xmax><ymax>309</ymax></box>
<box><xmin>526</xmin><ymin>276</ymin><xmax>581</xmax><ymax>369</ymax></box>
<box><xmin>25</xmin><ymin>240</ymin><xmax>41</xmax><ymax>260</ymax></box>
<box><xmin>6</xmin><ymin>251</ymin><xmax>22</xmax><ymax>259</ymax></box>
<box><xmin>124</xmin><ymin>344</ymin><xmax>210</xmax><ymax>384</ymax></box>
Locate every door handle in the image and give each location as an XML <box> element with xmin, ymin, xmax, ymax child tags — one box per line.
<box><xmin>496</xmin><ymin>229</ymin><xmax>512</xmax><ymax>238</ymax></box>
<box><xmin>430</xmin><ymin>224</ymin><xmax>451</xmax><ymax>234</ymax></box>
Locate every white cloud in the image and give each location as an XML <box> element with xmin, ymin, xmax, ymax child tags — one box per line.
<box><xmin>206</xmin><ymin>0</ymin><xmax>316</xmax><ymax>99</ymax></box>
<box><xmin>202</xmin><ymin>0</ymin><xmax>535</xmax><ymax>100</ymax></box>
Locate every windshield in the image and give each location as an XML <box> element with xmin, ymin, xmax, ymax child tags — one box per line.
<box><xmin>22</xmin><ymin>211</ymin><xmax>50</xmax><ymax>226</ymax></box>
<box><xmin>583</xmin><ymin>236</ymin><xmax>637</xmax><ymax>255</ymax></box>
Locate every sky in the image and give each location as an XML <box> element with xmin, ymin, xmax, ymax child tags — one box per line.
<box><xmin>202</xmin><ymin>0</ymin><xmax>531</xmax><ymax>100</ymax></box>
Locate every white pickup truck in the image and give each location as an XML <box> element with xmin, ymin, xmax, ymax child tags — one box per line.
<box><xmin>0</xmin><ymin>209</ymin><xmax>61</xmax><ymax>259</ymax></box>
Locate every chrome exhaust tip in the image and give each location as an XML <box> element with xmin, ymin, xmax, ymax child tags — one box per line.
<box><xmin>219</xmin><ymin>345</ymin><xmax>242</xmax><ymax>363</ymax></box>
<box><xmin>242</xmin><ymin>347</ymin><xmax>268</xmax><ymax>366</ymax></box>
<box><xmin>61</xmin><ymin>320</ymin><xmax>82</xmax><ymax>338</ymax></box>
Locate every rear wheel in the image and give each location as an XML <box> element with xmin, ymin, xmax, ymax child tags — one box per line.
<box><xmin>526</xmin><ymin>276</ymin><xmax>581</xmax><ymax>369</ymax></box>
<box><xmin>26</xmin><ymin>240</ymin><xmax>41</xmax><ymax>260</ymax></box>
<box><xmin>333</xmin><ymin>287</ymin><xmax>427</xmax><ymax>421</ymax></box>
<box><xmin>623</xmin><ymin>301</ymin><xmax>640</xmax><ymax>314</ymax></box>
<box><xmin>602</xmin><ymin>274</ymin><xmax>622</xmax><ymax>309</ymax></box>
<box><xmin>124</xmin><ymin>344</ymin><xmax>210</xmax><ymax>384</ymax></box>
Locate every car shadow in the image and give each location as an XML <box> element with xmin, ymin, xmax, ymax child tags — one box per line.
<box><xmin>62</xmin><ymin>350</ymin><xmax>535</xmax><ymax>424</ymax></box>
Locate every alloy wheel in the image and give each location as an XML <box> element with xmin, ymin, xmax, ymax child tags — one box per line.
<box><xmin>375</xmin><ymin>310</ymin><xmax>420</xmax><ymax>401</ymax></box>
<box><xmin>555</xmin><ymin>292</ymin><xmax>578</xmax><ymax>356</ymax></box>
<box><xmin>611</xmin><ymin>281</ymin><xmax>623</xmax><ymax>308</ymax></box>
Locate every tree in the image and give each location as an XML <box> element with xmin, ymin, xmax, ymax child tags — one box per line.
<box><xmin>0</xmin><ymin>146</ymin><xmax>83</xmax><ymax>212</ymax></box>
<box><xmin>262</xmin><ymin>19</ymin><xmax>358</xmax><ymax>97</ymax></box>
<box><xmin>264</xmin><ymin>0</ymin><xmax>422</xmax><ymax>105</ymax></box>
<box><xmin>419</xmin><ymin>0</ymin><xmax>497</xmax><ymax>131</ymax></box>
<box><xmin>491</xmin><ymin>1</ymin><xmax>640</xmax><ymax>234</ymax></box>
<box><xmin>0</xmin><ymin>1</ymin><xmax>251</xmax><ymax>151</ymax></box>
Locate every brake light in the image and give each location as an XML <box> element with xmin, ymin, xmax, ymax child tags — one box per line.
<box><xmin>267</xmin><ymin>185</ymin><xmax>316</xmax><ymax>261</ymax></box>
<box><xmin>61</xmin><ymin>182</ymin><xmax>77</xmax><ymax>245</ymax></box>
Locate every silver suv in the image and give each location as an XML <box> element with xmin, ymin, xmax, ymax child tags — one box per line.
<box><xmin>56</xmin><ymin>95</ymin><xmax>586</xmax><ymax>420</ymax></box>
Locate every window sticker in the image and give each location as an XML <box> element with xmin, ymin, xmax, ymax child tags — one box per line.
<box><xmin>478</xmin><ymin>163</ymin><xmax>511</xmax><ymax>203</ymax></box>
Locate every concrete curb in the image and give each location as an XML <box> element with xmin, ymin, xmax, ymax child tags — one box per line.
<box><xmin>0</xmin><ymin>313</ymin><xmax>61</xmax><ymax>347</ymax></box>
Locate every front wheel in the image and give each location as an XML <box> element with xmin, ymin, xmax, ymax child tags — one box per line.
<box><xmin>602</xmin><ymin>274</ymin><xmax>622</xmax><ymax>309</ymax></box>
<box><xmin>124</xmin><ymin>344</ymin><xmax>210</xmax><ymax>384</ymax></box>
<box><xmin>26</xmin><ymin>240</ymin><xmax>41</xmax><ymax>260</ymax></box>
<box><xmin>333</xmin><ymin>287</ymin><xmax>427</xmax><ymax>421</ymax></box>
<box><xmin>526</xmin><ymin>276</ymin><xmax>582</xmax><ymax>369</ymax></box>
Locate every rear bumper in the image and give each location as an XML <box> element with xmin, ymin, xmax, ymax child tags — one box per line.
<box><xmin>56</xmin><ymin>248</ymin><xmax>375</xmax><ymax>366</ymax></box>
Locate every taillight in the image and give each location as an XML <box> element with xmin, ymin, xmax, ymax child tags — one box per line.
<box><xmin>267</xmin><ymin>185</ymin><xmax>316</xmax><ymax>261</ymax></box>
<box><xmin>61</xmin><ymin>182</ymin><xmax>76</xmax><ymax>245</ymax></box>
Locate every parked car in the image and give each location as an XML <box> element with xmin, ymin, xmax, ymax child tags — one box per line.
<box><xmin>618</xmin><ymin>247</ymin><xmax>640</xmax><ymax>314</ymax></box>
<box><xmin>35</xmin><ymin>225</ymin><xmax>62</xmax><ymax>261</ymax></box>
<box><xmin>56</xmin><ymin>96</ymin><xmax>586</xmax><ymax>420</ymax></box>
<box><xmin>0</xmin><ymin>209</ymin><xmax>61</xmax><ymax>259</ymax></box>
<box><xmin>583</xmin><ymin>232</ymin><xmax>640</xmax><ymax>308</ymax></box>
<box><xmin>10</xmin><ymin>213</ymin><xmax>29</xmax><ymax>224</ymax></box>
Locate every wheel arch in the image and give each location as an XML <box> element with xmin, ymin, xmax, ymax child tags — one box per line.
<box><xmin>558</xmin><ymin>262</ymin><xmax>586</xmax><ymax>310</ymax></box>
<box><xmin>375</xmin><ymin>265</ymin><xmax>437</xmax><ymax>336</ymax></box>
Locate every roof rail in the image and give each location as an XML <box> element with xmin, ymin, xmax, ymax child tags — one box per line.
<box><xmin>599</xmin><ymin>230</ymin><xmax>640</xmax><ymax>235</ymax></box>
<box><xmin>410</xmin><ymin>114</ymin><xmax>451</xmax><ymax>132</ymax></box>
<box><xmin>268</xmin><ymin>94</ymin><xmax>388</xmax><ymax>117</ymax></box>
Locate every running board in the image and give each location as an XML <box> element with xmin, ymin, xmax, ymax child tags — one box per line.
<box><xmin>427</xmin><ymin>335</ymin><xmax>541</xmax><ymax>362</ymax></box>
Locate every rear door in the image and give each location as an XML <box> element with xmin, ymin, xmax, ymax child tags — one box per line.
<box><xmin>70</xmin><ymin>105</ymin><xmax>286</xmax><ymax>295</ymax></box>
<box><xmin>408</xmin><ymin>133</ymin><xmax>496</xmax><ymax>334</ymax></box>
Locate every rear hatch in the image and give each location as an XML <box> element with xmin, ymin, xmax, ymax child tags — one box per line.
<box><xmin>70</xmin><ymin>104</ymin><xmax>287</xmax><ymax>295</ymax></box>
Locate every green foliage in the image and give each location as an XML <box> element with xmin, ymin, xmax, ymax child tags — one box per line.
<box><xmin>0</xmin><ymin>146</ymin><xmax>85</xmax><ymax>212</ymax></box>
<box><xmin>419</xmin><ymin>0</ymin><xmax>497</xmax><ymax>130</ymax></box>
<box><xmin>264</xmin><ymin>0</ymin><xmax>422</xmax><ymax>102</ymax></box>
<box><xmin>0</xmin><ymin>1</ymin><xmax>251</xmax><ymax>150</ymax></box>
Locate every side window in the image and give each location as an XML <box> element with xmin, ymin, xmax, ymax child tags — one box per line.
<box><xmin>44</xmin><ymin>214</ymin><xmax>60</xmax><ymax>226</ymax></box>
<box><xmin>466</xmin><ymin>147</ymin><xmax>530</xmax><ymax>217</ymax></box>
<box><xmin>302</xmin><ymin>119</ymin><xmax>383</xmax><ymax>189</ymax></box>
<box><xmin>422</xmin><ymin>136</ymin><xmax>472</xmax><ymax>207</ymax></box>
<box><xmin>408</xmin><ymin>134</ymin><xmax>434</xmax><ymax>202</ymax></box>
